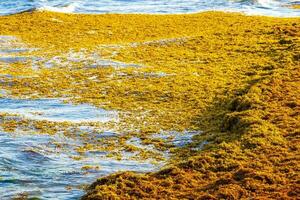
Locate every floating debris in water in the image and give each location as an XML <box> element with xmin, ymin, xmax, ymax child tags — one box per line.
<box><xmin>0</xmin><ymin>56</ymin><xmax>29</xmax><ymax>63</ymax></box>
<box><xmin>0</xmin><ymin>35</ymin><xmax>38</xmax><ymax>66</ymax></box>
<box><xmin>152</xmin><ymin>130</ymin><xmax>200</xmax><ymax>147</ymax></box>
<box><xmin>0</xmin><ymin>36</ymin><xmax>29</xmax><ymax>51</ymax></box>
<box><xmin>0</xmin><ymin>131</ymin><xmax>157</xmax><ymax>199</ymax></box>
<box><xmin>42</xmin><ymin>50</ymin><xmax>142</xmax><ymax>69</ymax></box>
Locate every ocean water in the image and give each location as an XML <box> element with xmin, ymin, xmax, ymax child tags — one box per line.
<box><xmin>0</xmin><ymin>0</ymin><xmax>299</xmax><ymax>17</ymax></box>
<box><xmin>0</xmin><ymin>98</ymin><xmax>118</xmax><ymax>123</ymax></box>
<box><xmin>0</xmin><ymin>131</ymin><xmax>157</xmax><ymax>199</ymax></box>
<box><xmin>0</xmin><ymin>98</ymin><xmax>156</xmax><ymax>199</ymax></box>
<box><xmin>0</xmin><ymin>97</ymin><xmax>197</xmax><ymax>199</ymax></box>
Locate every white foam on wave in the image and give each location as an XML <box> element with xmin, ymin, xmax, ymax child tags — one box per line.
<box><xmin>0</xmin><ymin>0</ymin><xmax>299</xmax><ymax>17</ymax></box>
<box><xmin>38</xmin><ymin>3</ymin><xmax>76</xmax><ymax>13</ymax></box>
<box><xmin>256</xmin><ymin>0</ymin><xmax>279</xmax><ymax>6</ymax></box>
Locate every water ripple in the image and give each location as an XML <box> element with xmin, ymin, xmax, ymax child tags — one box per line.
<box><xmin>0</xmin><ymin>0</ymin><xmax>299</xmax><ymax>17</ymax></box>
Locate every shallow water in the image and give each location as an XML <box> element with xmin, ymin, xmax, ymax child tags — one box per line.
<box><xmin>0</xmin><ymin>97</ymin><xmax>200</xmax><ymax>199</ymax></box>
<box><xmin>44</xmin><ymin>50</ymin><xmax>142</xmax><ymax>69</ymax></box>
<box><xmin>0</xmin><ymin>35</ymin><xmax>34</xmax><ymax>64</ymax></box>
<box><xmin>153</xmin><ymin>131</ymin><xmax>200</xmax><ymax>147</ymax></box>
<box><xmin>0</xmin><ymin>98</ymin><xmax>155</xmax><ymax>199</ymax></box>
<box><xmin>0</xmin><ymin>0</ymin><xmax>299</xmax><ymax>16</ymax></box>
<box><xmin>0</xmin><ymin>98</ymin><xmax>117</xmax><ymax>123</ymax></box>
<box><xmin>0</xmin><ymin>131</ymin><xmax>157</xmax><ymax>199</ymax></box>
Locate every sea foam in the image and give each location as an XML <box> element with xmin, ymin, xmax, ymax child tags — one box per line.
<box><xmin>0</xmin><ymin>0</ymin><xmax>299</xmax><ymax>17</ymax></box>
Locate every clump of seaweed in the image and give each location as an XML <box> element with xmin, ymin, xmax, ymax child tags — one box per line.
<box><xmin>290</xmin><ymin>4</ymin><xmax>300</xmax><ymax>9</ymax></box>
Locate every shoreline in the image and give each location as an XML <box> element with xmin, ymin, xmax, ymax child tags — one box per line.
<box><xmin>3</xmin><ymin>9</ymin><xmax>300</xmax><ymax>18</ymax></box>
<box><xmin>2</xmin><ymin>2</ymin><xmax>299</xmax><ymax>18</ymax></box>
<box><xmin>0</xmin><ymin>10</ymin><xmax>299</xmax><ymax>199</ymax></box>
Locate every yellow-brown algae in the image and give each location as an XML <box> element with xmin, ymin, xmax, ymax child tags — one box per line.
<box><xmin>290</xmin><ymin>4</ymin><xmax>300</xmax><ymax>9</ymax></box>
<box><xmin>0</xmin><ymin>10</ymin><xmax>299</xmax><ymax>199</ymax></box>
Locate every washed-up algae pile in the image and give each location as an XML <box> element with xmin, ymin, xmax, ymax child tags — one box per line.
<box><xmin>0</xmin><ymin>11</ymin><xmax>299</xmax><ymax>199</ymax></box>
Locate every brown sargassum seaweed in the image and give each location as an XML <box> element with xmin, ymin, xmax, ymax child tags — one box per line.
<box><xmin>0</xmin><ymin>11</ymin><xmax>299</xmax><ymax>199</ymax></box>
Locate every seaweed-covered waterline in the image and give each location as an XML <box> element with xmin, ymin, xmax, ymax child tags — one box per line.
<box><xmin>0</xmin><ymin>131</ymin><xmax>157</xmax><ymax>199</ymax></box>
<box><xmin>0</xmin><ymin>98</ymin><xmax>162</xmax><ymax>199</ymax></box>
<box><xmin>0</xmin><ymin>10</ymin><xmax>299</xmax><ymax>200</ymax></box>
<box><xmin>0</xmin><ymin>97</ymin><xmax>198</xmax><ymax>199</ymax></box>
<box><xmin>0</xmin><ymin>98</ymin><xmax>117</xmax><ymax>123</ymax></box>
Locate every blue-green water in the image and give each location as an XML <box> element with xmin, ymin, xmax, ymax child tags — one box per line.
<box><xmin>0</xmin><ymin>99</ymin><xmax>117</xmax><ymax>123</ymax></box>
<box><xmin>0</xmin><ymin>0</ymin><xmax>299</xmax><ymax>16</ymax></box>
<box><xmin>0</xmin><ymin>98</ymin><xmax>198</xmax><ymax>199</ymax></box>
<box><xmin>0</xmin><ymin>98</ymin><xmax>157</xmax><ymax>199</ymax></box>
<box><xmin>0</xmin><ymin>131</ymin><xmax>157</xmax><ymax>199</ymax></box>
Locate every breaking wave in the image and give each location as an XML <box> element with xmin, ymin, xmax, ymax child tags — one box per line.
<box><xmin>0</xmin><ymin>0</ymin><xmax>299</xmax><ymax>17</ymax></box>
